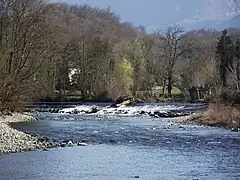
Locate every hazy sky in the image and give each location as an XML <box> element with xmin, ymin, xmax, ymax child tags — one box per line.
<box><xmin>61</xmin><ymin>0</ymin><xmax>239</xmax><ymax>31</ymax></box>
<box><xmin>60</xmin><ymin>0</ymin><xmax>200</xmax><ymax>30</ymax></box>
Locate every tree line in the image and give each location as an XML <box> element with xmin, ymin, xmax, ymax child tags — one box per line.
<box><xmin>0</xmin><ymin>0</ymin><xmax>240</xmax><ymax>111</ymax></box>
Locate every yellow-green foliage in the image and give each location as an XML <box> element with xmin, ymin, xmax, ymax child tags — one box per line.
<box><xmin>120</xmin><ymin>58</ymin><xmax>133</xmax><ymax>92</ymax></box>
<box><xmin>172</xmin><ymin>87</ymin><xmax>182</xmax><ymax>95</ymax></box>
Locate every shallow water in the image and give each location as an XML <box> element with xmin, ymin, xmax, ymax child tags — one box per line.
<box><xmin>1</xmin><ymin>106</ymin><xmax>240</xmax><ymax>180</ymax></box>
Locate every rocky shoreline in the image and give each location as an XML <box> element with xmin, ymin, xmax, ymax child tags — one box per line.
<box><xmin>0</xmin><ymin>113</ymin><xmax>55</xmax><ymax>155</ymax></box>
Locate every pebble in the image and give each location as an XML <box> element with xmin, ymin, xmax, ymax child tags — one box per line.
<box><xmin>0</xmin><ymin>113</ymin><xmax>55</xmax><ymax>155</ymax></box>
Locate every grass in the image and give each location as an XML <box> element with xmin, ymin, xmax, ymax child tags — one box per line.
<box><xmin>152</xmin><ymin>86</ymin><xmax>183</xmax><ymax>95</ymax></box>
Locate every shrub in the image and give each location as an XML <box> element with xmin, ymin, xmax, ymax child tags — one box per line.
<box><xmin>199</xmin><ymin>103</ymin><xmax>240</xmax><ymax>128</ymax></box>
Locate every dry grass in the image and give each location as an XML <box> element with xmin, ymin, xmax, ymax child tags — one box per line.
<box><xmin>184</xmin><ymin>103</ymin><xmax>240</xmax><ymax>128</ymax></box>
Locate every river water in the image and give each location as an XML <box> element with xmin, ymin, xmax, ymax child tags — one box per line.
<box><xmin>0</xmin><ymin>104</ymin><xmax>239</xmax><ymax>180</ymax></box>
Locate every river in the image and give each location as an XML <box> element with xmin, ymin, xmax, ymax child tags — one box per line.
<box><xmin>0</xmin><ymin>103</ymin><xmax>239</xmax><ymax>180</ymax></box>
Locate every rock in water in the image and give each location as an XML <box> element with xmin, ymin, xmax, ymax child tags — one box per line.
<box><xmin>77</xmin><ymin>142</ymin><xmax>88</xmax><ymax>146</ymax></box>
<box><xmin>120</xmin><ymin>99</ymin><xmax>136</xmax><ymax>107</ymax></box>
<box><xmin>110</xmin><ymin>96</ymin><xmax>136</xmax><ymax>107</ymax></box>
<box><xmin>60</xmin><ymin>143</ymin><xmax>67</xmax><ymax>147</ymax></box>
<box><xmin>67</xmin><ymin>141</ymin><xmax>74</xmax><ymax>147</ymax></box>
<box><xmin>77</xmin><ymin>140</ymin><xmax>88</xmax><ymax>146</ymax></box>
<box><xmin>81</xmin><ymin>139</ymin><xmax>88</xmax><ymax>143</ymax></box>
<box><xmin>231</xmin><ymin>127</ymin><xmax>240</xmax><ymax>132</ymax></box>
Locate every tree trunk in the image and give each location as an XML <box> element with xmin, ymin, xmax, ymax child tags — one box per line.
<box><xmin>167</xmin><ymin>70</ymin><xmax>172</xmax><ymax>97</ymax></box>
<box><xmin>167</xmin><ymin>76</ymin><xmax>172</xmax><ymax>97</ymax></box>
<box><xmin>162</xmin><ymin>77</ymin><xmax>166</xmax><ymax>96</ymax></box>
<box><xmin>81</xmin><ymin>89</ymin><xmax>86</xmax><ymax>100</ymax></box>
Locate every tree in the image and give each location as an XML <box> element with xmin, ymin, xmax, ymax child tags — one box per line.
<box><xmin>162</xmin><ymin>25</ymin><xmax>185</xmax><ymax>97</ymax></box>
<box><xmin>0</xmin><ymin>0</ymin><xmax>57</xmax><ymax>111</ymax></box>
<box><xmin>216</xmin><ymin>29</ymin><xmax>235</xmax><ymax>88</ymax></box>
<box><xmin>153</xmin><ymin>29</ymin><xmax>168</xmax><ymax>96</ymax></box>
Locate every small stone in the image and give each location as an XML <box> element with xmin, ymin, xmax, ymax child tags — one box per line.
<box><xmin>43</xmin><ymin>148</ymin><xmax>48</xmax><ymax>151</ymax></box>
<box><xmin>133</xmin><ymin>176</ymin><xmax>140</xmax><ymax>178</ymax></box>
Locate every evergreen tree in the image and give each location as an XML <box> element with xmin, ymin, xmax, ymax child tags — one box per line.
<box><xmin>216</xmin><ymin>29</ymin><xmax>234</xmax><ymax>87</ymax></box>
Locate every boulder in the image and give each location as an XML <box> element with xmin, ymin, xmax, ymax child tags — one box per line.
<box><xmin>110</xmin><ymin>96</ymin><xmax>136</xmax><ymax>107</ymax></box>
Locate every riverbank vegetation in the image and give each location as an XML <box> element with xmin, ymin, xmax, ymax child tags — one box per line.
<box><xmin>0</xmin><ymin>0</ymin><xmax>240</xmax><ymax>119</ymax></box>
<box><xmin>183</xmin><ymin>103</ymin><xmax>240</xmax><ymax>129</ymax></box>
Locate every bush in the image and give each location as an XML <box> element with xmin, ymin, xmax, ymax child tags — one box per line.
<box><xmin>208</xmin><ymin>104</ymin><xmax>239</xmax><ymax>126</ymax></box>
<box><xmin>197</xmin><ymin>103</ymin><xmax>240</xmax><ymax>128</ymax></box>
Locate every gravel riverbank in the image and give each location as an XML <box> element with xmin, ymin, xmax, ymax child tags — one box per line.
<box><xmin>0</xmin><ymin>113</ymin><xmax>54</xmax><ymax>155</ymax></box>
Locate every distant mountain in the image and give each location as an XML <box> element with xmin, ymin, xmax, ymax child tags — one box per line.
<box><xmin>224</xmin><ymin>14</ymin><xmax>240</xmax><ymax>28</ymax></box>
<box><xmin>177</xmin><ymin>0</ymin><xmax>240</xmax><ymax>30</ymax></box>
<box><xmin>180</xmin><ymin>14</ymin><xmax>240</xmax><ymax>30</ymax></box>
<box><xmin>192</xmin><ymin>0</ymin><xmax>240</xmax><ymax>21</ymax></box>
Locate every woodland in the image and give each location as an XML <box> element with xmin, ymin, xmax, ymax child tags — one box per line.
<box><xmin>1</xmin><ymin>0</ymin><xmax>240</xmax><ymax>111</ymax></box>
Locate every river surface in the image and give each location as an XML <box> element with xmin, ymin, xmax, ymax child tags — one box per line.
<box><xmin>0</xmin><ymin>103</ymin><xmax>240</xmax><ymax>180</ymax></box>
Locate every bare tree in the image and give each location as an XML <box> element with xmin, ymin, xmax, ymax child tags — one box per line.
<box><xmin>153</xmin><ymin>29</ymin><xmax>169</xmax><ymax>96</ymax></box>
<box><xmin>161</xmin><ymin>25</ymin><xmax>185</xmax><ymax>97</ymax></box>
<box><xmin>0</xmin><ymin>0</ymin><xmax>57</xmax><ymax>111</ymax></box>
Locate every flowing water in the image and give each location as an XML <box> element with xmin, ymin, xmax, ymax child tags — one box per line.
<box><xmin>0</xmin><ymin>103</ymin><xmax>239</xmax><ymax>180</ymax></box>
